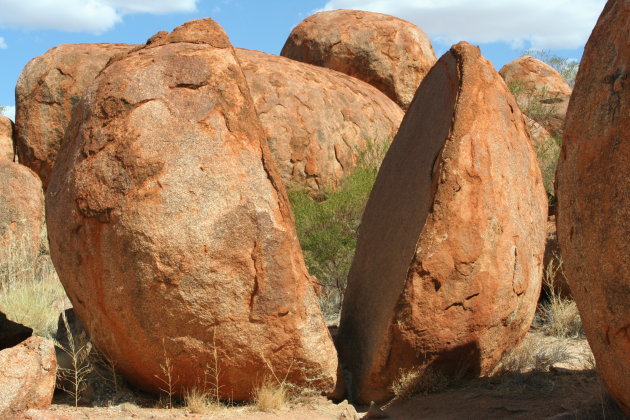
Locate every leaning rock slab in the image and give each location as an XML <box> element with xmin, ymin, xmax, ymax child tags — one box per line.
<box><xmin>0</xmin><ymin>116</ymin><xmax>14</xmax><ymax>161</ymax></box>
<box><xmin>46</xmin><ymin>19</ymin><xmax>336</xmax><ymax>401</ymax></box>
<box><xmin>337</xmin><ymin>42</ymin><xmax>547</xmax><ymax>404</ymax></box>
<box><xmin>237</xmin><ymin>48</ymin><xmax>403</xmax><ymax>191</ymax></box>
<box><xmin>556</xmin><ymin>0</ymin><xmax>630</xmax><ymax>414</ymax></box>
<box><xmin>499</xmin><ymin>56</ymin><xmax>572</xmax><ymax>137</ymax></box>
<box><xmin>281</xmin><ymin>9</ymin><xmax>436</xmax><ymax>110</ymax></box>
<box><xmin>0</xmin><ymin>161</ymin><xmax>44</xmax><ymax>270</ymax></box>
<box><xmin>0</xmin><ymin>336</ymin><xmax>57</xmax><ymax>418</ymax></box>
<box><xmin>15</xmin><ymin>43</ymin><xmax>136</xmax><ymax>189</ymax></box>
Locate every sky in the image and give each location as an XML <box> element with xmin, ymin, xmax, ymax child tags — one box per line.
<box><xmin>0</xmin><ymin>0</ymin><xmax>606</xmax><ymax>121</ymax></box>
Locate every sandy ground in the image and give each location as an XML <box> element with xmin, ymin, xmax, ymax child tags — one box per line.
<box><xmin>19</xmin><ymin>334</ymin><xmax>628</xmax><ymax>420</ymax></box>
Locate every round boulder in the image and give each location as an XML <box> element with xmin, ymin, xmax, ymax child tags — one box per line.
<box><xmin>46</xmin><ymin>19</ymin><xmax>337</xmax><ymax>401</ymax></box>
<box><xmin>499</xmin><ymin>56</ymin><xmax>572</xmax><ymax>137</ymax></box>
<box><xmin>281</xmin><ymin>9</ymin><xmax>437</xmax><ymax>110</ymax></box>
<box><xmin>337</xmin><ymin>42</ymin><xmax>547</xmax><ymax>404</ymax></box>
<box><xmin>0</xmin><ymin>336</ymin><xmax>56</xmax><ymax>418</ymax></box>
<box><xmin>237</xmin><ymin>48</ymin><xmax>403</xmax><ymax>191</ymax></box>
<box><xmin>556</xmin><ymin>0</ymin><xmax>630</xmax><ymax>414</ymax></box>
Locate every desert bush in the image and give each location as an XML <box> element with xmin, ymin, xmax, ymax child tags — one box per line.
<box><xmin>508</xmin><ymin>82</ymin><xmax>560</xmax><ymax>126</ymax></box>
<box><xmin>522</xmin><ymin>49</ymin><xmax>579</xmax><ymax>87</ymax></box>
<box><xmin>0</xmin><ymin>234</ymin><xmax>67</xmax><ymax>337</ymax></box>
<box><xmin>535</xmin><ymin>135</ymin><xmax>562</xmax><ymax>206</ymax></box>
<box><xmin>390</xmin><ymin>365</ymin><xmax>449</xmax><ymax>401</ymax></box>
<box><xmin>508</xmin><ymin>81</ymin><xmax>562</xmax><ymax>207</ymax></box>
<box><xmin>288</xmin><ymin>140</ymin><xmax>388</xmax><ymax>322</ymax></box>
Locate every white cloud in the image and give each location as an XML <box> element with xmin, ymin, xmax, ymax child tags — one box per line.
<box><xmin>1</xmin><ymin>105</ymin><xmax>15</xmax><ymax>121</ymax></box>
<box><xmin>322</xmin><ymin>0</ymin><xmax>606</xmax><ymax>50</ymax></box>
<box><xmin>0</xmin><ymin>0</ymin><xmax>198</xmax><ymax>34</ymax></box>
<box><xmin>0</xmin><ymin>37</ymin><xmax>6</xmax><ymax>49</ymax></box>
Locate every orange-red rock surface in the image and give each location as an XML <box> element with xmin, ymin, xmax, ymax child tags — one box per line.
<box><xmin>0</xmin><ymin>161</ymin><xmax>44</xmax><ymax>265</ymax></box>
<box><xmin>281</xmin><ymin>9</ymin><xmax>436</xmax><ymax>110</ymax></box>
<box><xmin>337</xmin><ymin>42</ymin><xmax>547</xmax><ymax>404</ymax></box>
<box><xmin>499</xmin><ymin>56</ymin><xmax>572</xmax><ymax>137</ymax></box>
<box><xmin>556</xmin><ymin>0</ymin><xmax>630</xmax><ymax>415</ymax></box>
<box><xmin>15</xmin><ymin>43</ymin><xmax>136</xmax><ymax>189</ymax></box>
<box><xmin>237</xmin><ymin>48</ymin><xmax>403</xmax><ymax>191</ymax></box>
<box><xmin>46</xmin><ymin>19</ymin><xmax>337</xmax><ymax>401</ymax></box>
<box><xmin>0</xmin><ymin>116</ymin><xmax>14</xmax><ymax>161</ymax></box>
<box><xmin>0</xmin><ymin>337</ymin><xmax>57</xmax><ymax>418</ymax></box>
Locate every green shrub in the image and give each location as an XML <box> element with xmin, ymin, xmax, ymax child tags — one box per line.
<box><xmin>288</xmin><ymin>141</ymin><xmax>387</xmax><ymax>322</ymax></box>
<box><xmin>522</xmin><ymin>49</ymin><xmax>579</xmax><ymax>87</ymax></box>
<box><xmin>535</xmin><ymin>135</ymin><xmax>562</xmax><ymax>208</ymax></box>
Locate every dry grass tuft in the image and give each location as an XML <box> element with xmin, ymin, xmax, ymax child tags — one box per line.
<box><xmin>390</xmin><ymin>365</ymin><xmax>449</xmax><ymax>401</ymax></box>
<box><xmin>0</xmin><ymin>233</ymin><xmax>68</xmax><ymax>337</ymax></box>
<box><xmin>493</xmin><ymin>335</ymin><xmax>574</xmax><ymax>375</ymax></box>
<box><xmin>538</xmin><ymin>257</ymin><xmax>584</xmax><ymax>339</ymax></box>
<box><xmin>184</xmin><ymin>387</ymin><xmax>222</xmax><ymax>415</ymax></box>
<box><xmin>253</xmin><ymin>377</ymin><xmax>288</xmax><ymax>412</ymax></box>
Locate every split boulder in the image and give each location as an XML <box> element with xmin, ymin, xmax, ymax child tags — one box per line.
<box><xmin>337</xmin><ymin>42</ymin><xmax>547</xmax><ymax>403</ymax></box>
<box><xmin>46</xmin><ymin>19</ymin><xmax>337</xmax><ymax>401</ymax></box>
<box><xmin>237</xmin><ymin>48</ymin><xmax>403</xmax><ymax>191</ymax></box>
<box><xmin>556</xmin><ymin>0</ymin><xmax>630</xmax><ymax>414</ymax></box>
<box><xmin>281</xmin><ymin>9</ymin><xmax>436</xmax><ymax>110</ymax></box>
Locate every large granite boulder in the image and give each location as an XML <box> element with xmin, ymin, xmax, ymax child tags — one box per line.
<box><xmin>46</xmin><ymin>19</ymin><xmax>337</xmax><ymax>401</ymax></box>
<box><xmin>15</xmin><ymin>43</ymin><xmax>136</xmax><ymax>189</ymax></box>
<box><xmin>237</xmin><ymin>48</ymin><xmax>403</xmax><ymax>191</ymax></box>
<box><xmin>281</xmin><ymin>9</ymin><xmax>436</xmax><ymax>110</ymax></box>
<box><xmin>0</xmin><ymin>337</ymin><xmax>57</xmax><ymax>418</ymax></box>
<box><xmin>499</xmin><ymin>56</ymin><xmax>572</xmax><ymax>137</ymax></box>
<box><xmin>337</xmin><ymin>42</ymin><xmax>547</xmax><ymax>404</ymax></box>
<box><xmin>556</xmin><ymin>0</ymin><xmax>630</xmax><ymax>414</ymax></box>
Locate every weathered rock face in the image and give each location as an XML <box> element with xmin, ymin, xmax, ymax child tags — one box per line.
<box><xmin>337</xmin><ymin>42</ymin><xmax>547</xmax><ymax>404</ymax></box>
<box><xmin>525</xmin><ymin>115</ymin><xmax>552</xmax><ymax>148</ymax></box>
<box><xmin>15</xmin><ymin>43</ymin><xmax>136</xmax><ymax>189</ymax></box>
<box><xmin>0</xmin><ymin>311</ymin><xmax>33</xmax><ymax>350</ymax></box>
<box><xmin>0</xmin><ymin>336</ymin><xmax>57</xmax><ymax>418</ymax></box>
<box><xmin>0</xmin><ymin>161</ymin><xmax>44</xmax><ymax>267</ymax></box>
<box><xmin>499</xmin><ymin>56</ymin><xmax>572</xmax><ymax>137</ymax></box>
<box><xmin>556</xmin><ymin>0</ymin><xmax>630</xmax><ymax>414</ymax></box>
<box><xmin>237</xmin><ymin>48</ymin><xmax>403</xmax><ymax>191</ymax></box>
<box><xmin>0</xmin><ymin>116</ymin><xmax>14</xmax><ymax>161</ymax></box>
<box><xmin>46</xmin><ymin>19</ymin><xmax>337</xmax><ymax>400</ymax></box>
<box><xmin>281</xmin><ymin>9</ymin><xmax>436</xmax><ymax>110</ymax></box>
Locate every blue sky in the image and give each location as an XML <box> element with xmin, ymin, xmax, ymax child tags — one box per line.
<box><xmin>0</xmin><ymin>0</ymin><xmax>606</xmax><ymax>120</ymax></box>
